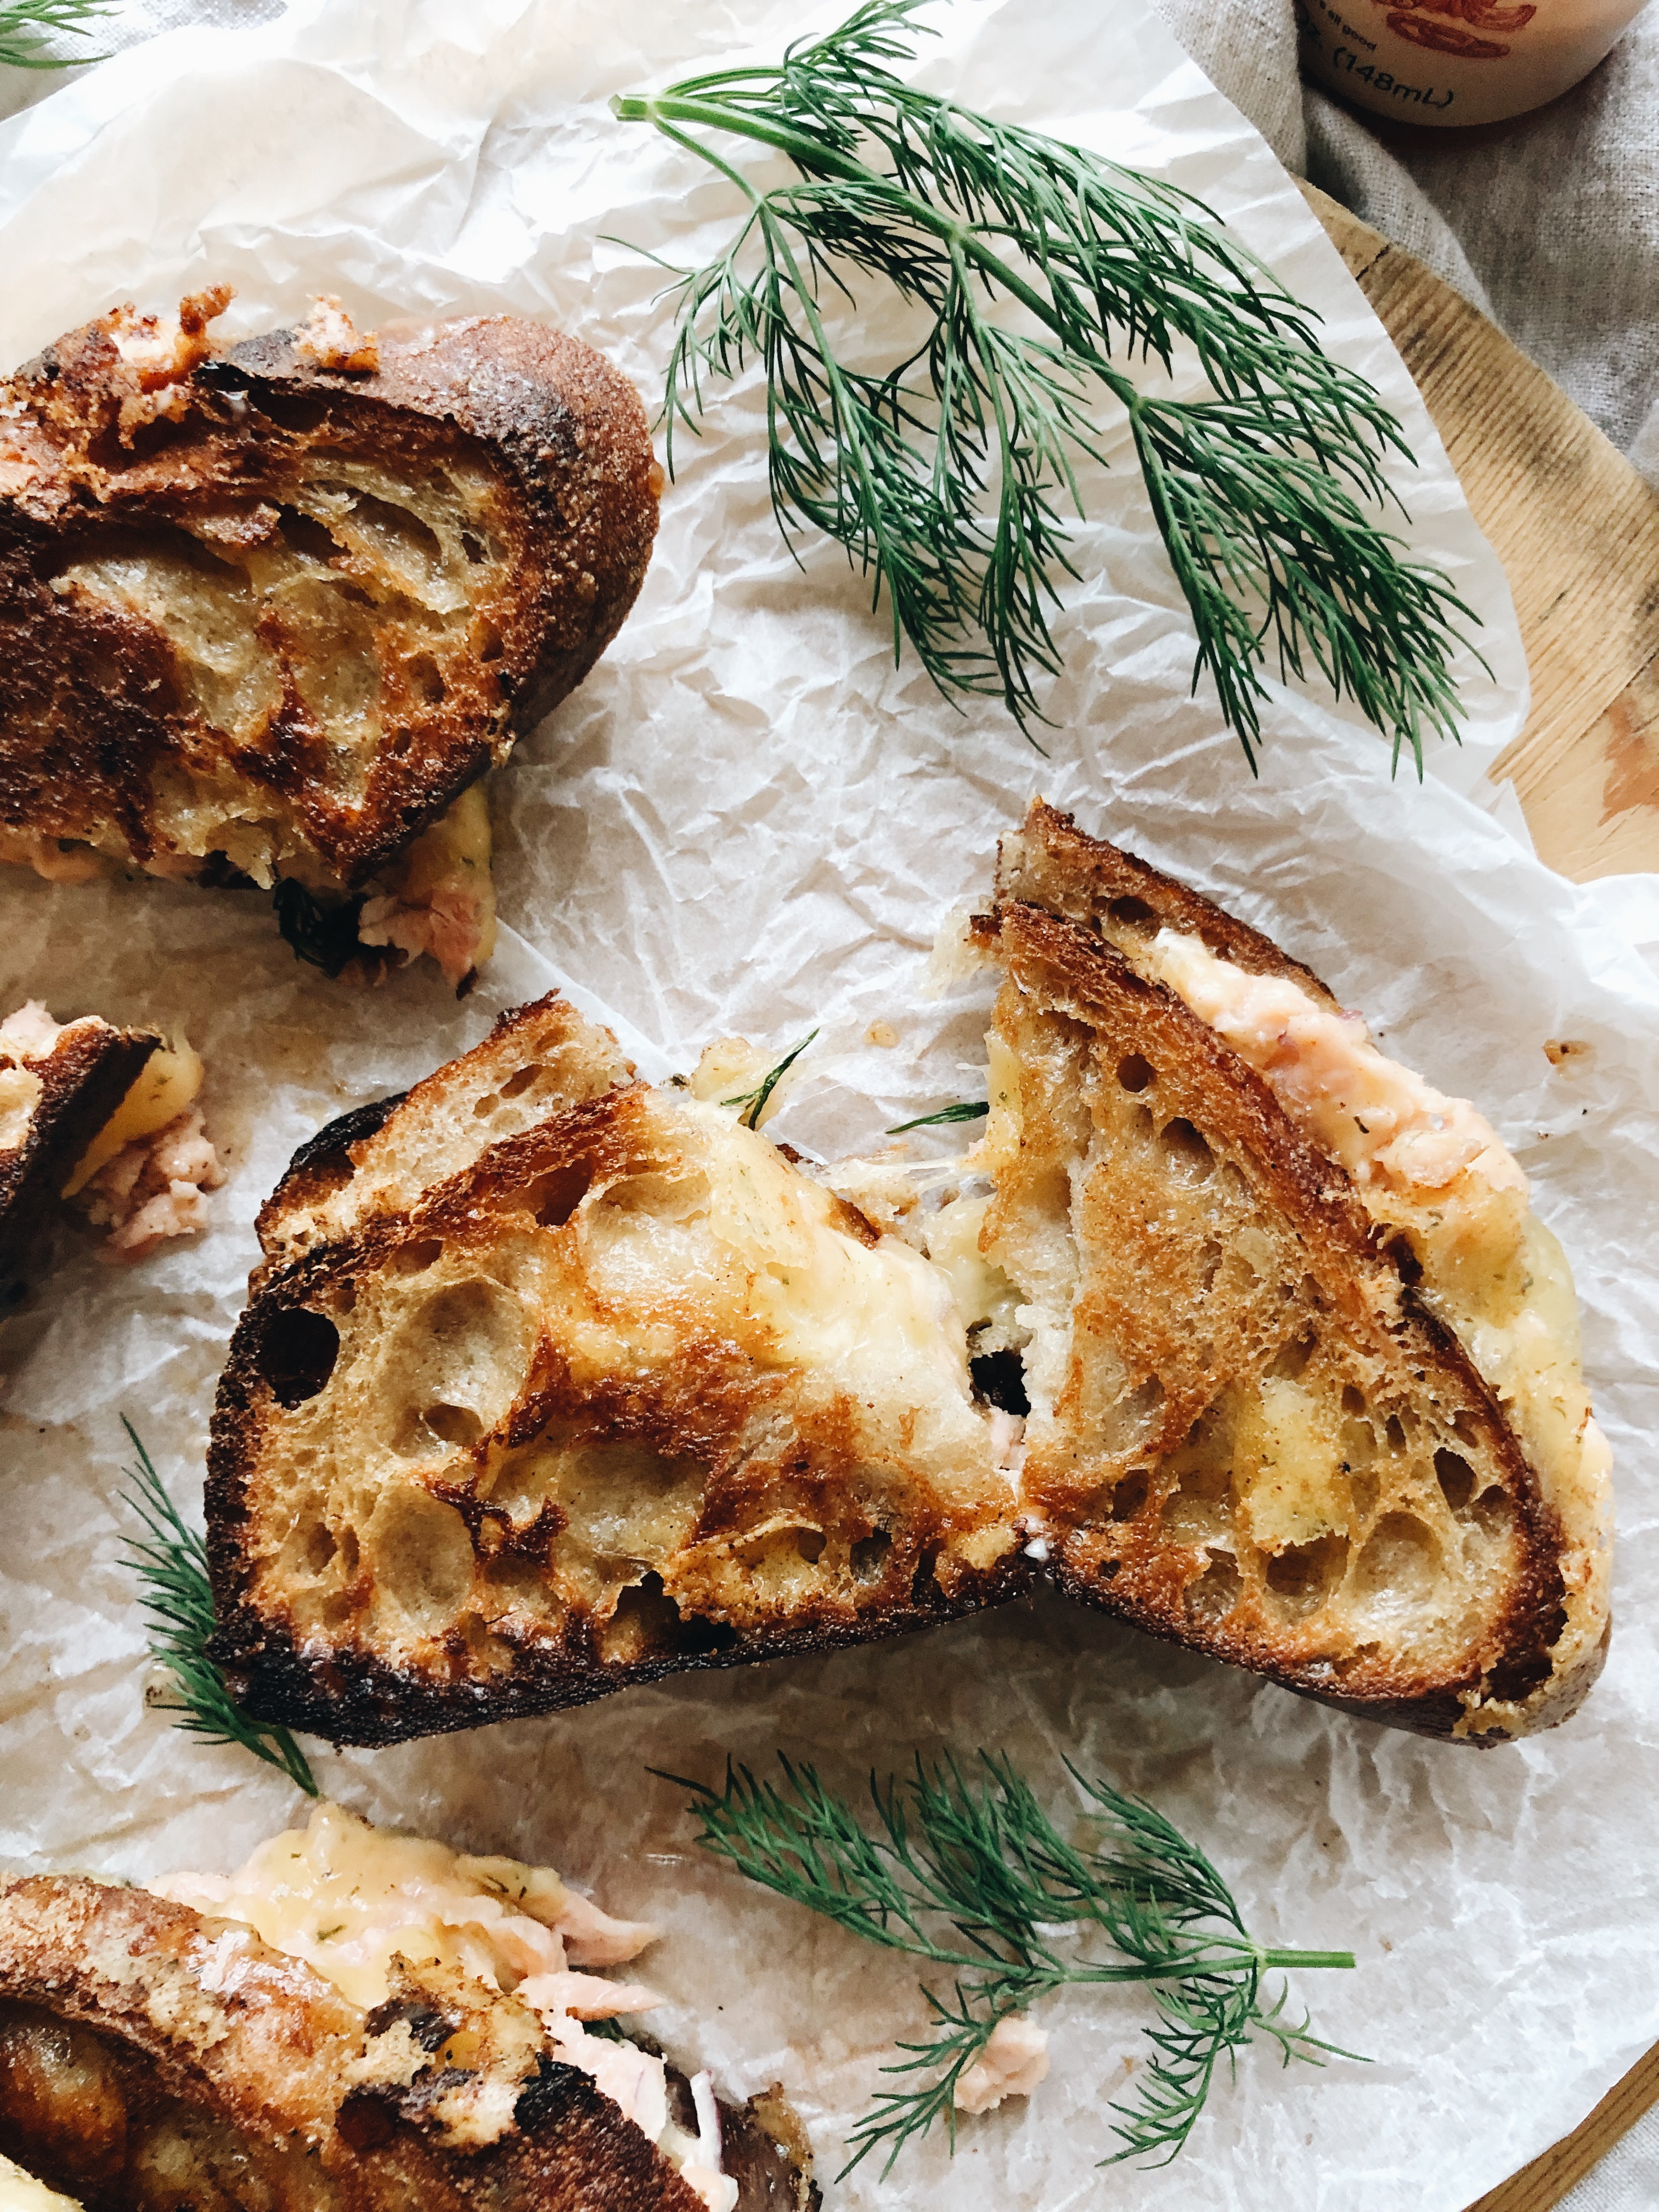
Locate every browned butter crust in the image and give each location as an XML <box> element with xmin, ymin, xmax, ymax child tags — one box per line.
<box><xmin>0</xmin><ymin>293</ymin><xmax>658</xmax><ymax>892</ymax></box>
<box><xmin>0</xmin><ymin>1875</ymin><xmax>703</xmax><ymax>2210</ymax></box>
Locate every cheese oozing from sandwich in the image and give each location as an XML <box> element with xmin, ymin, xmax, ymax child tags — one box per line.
<box><xmin>0</xmin><ymin>2155</ymin><xmax>80</xmax><ymax>2212</ymax></box>
<box><xmin>0</xmin><ymin>1003</ymin><xmax>224</xmax><ymax>1260</ymax></box>
<box><xmin>1144</xmin><ymin>926</ymin><xmax>1612</xmax><ymax>1650</ymax></box>
<box><xmin>151</xmin><ymin>1803</ymin><xmax>737</xmax><ymax>2212</ymax></box>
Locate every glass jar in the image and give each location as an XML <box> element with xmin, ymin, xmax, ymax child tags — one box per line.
<box><xmin>1296</xmin><ymin>0</ymin><xmax>1650</xmax><ymax>125</ymax></box>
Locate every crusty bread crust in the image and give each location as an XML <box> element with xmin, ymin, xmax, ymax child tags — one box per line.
<box><xmin>0</xmin><ymin>295</ymin><xmax>658</xmax><ymax>893</ymax></box>
<box><xmin>0</xmin><ymin>1019</ymin><xmax>157</xmax><ymax>1281</ymax></box>
<box><xmin>0</xmin><ymin>1875</ymin><xmax>710</xmax><ymax>2211</ymax></box>
<box><xmin>997</xmin><ymin>798</ymin><xmax>1338</xmax><ymax>1004</ymax></box>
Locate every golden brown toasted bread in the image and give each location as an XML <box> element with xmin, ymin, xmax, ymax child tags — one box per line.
<box><xmin>981</xmin><ymin>802</ymin><xmax>1611</xmax><ymax>1740</ymax></box>
<box><xmin>204</xmin><ymin>806</ymin><xmax>1610</xmax><ymax>1746</ymax></box>
<box><xmin>0</xmin><ymin>289</ymin><xmax>658</xmax><ymax>984</ymax></box>
<box><xmin>0</xmin><ymin>1805</ymin><xmax>816</xmax><ymax>2212</ymax></box>
<box><xmin>208</xmin><ymin>999</ymin><xmax>1023</xmax><ymax>1746</ymax></box>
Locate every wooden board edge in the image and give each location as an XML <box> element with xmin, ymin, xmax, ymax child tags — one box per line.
<box><xmin>1302</xmin><ymin>179</ymin><xmax>1659</xmax><ymax>884</ymax></box>
<box><xmin>1305</xmin><ymin>177</ymin><xmax>1659</xmax><ymax>2212</ymax></box>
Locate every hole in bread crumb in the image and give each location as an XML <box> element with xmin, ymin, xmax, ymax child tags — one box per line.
<box><xmin>1185</xmin><ymin>1551</ymin><xmax>1242</xmax><ymax>1622</ymax></box>
<box><xmin>1384</xmin><ymin>1414</ymin><xmax>1407</xmax><ymax>1454</ymax></box>
<box><xmin>460</xmin><ymin>531</ymin><xmax>487</xmax><ymax>566</ymax></box>
<box><xmin>1109</xmin><ymin>1468</ymin><xmax>1151</xmax><ymax>1522</ymax></box>
<box><xmin>373</xmin><ymin>1486</ymin><xmax>475</xmax><ymax>1633</ymax></box>
<box><xmin>1341</xmin><ymin>1384</ymin><xmax>1367</xmax><ymax>1418</ymax></box>
<box><xmin>408</xmin><ymin>653</ymin><xmax>447</xmax><ymax>706</ymax></box>
<box><xmin>305</xmin><ymin>1524</ymin><xmax>336</xmax><ymax>1575</ymax></box>
<box><xmin>426</xmin><ymin>1403</ymin><xmax>484</xmax><ymax>1448</ymax></box>
<box><xmin>527</xmin><ymin>1159</ymin><xmax>594</xmax><ymax>1229</ymax></box>
<box><xmin>473</xmin><ymin>1093</ymin><xmax>500</xmax><ymax>1119</ymax></box>
<box><xmin>970</xmin><ymin>1349</ymin><xmax>1029</xmax><ymax>1416</ymax></box>
<box><xmin>1093</xmin><ymin>1374</ymin><xmax>1165</xmax><ymax>1456</ymax></box>
<box><xmin>795</xmin><ymin>1528</ymin><xmax>827</xmax><ymax>1565</ymax></box>
<box><xmin>501</xmin><ymin>1065</ymin><xmax>543</xmax><ymax>1099</ymax></box>
<box><xmin>1263</xmin><ymin>1532</ymin><xmax>1348</xmax><ymax>1618</ymax></box>
<box><xmin>1108</xmin><ymin>895</ymin><xmax>1158</xmax><ymax>930</ymax></box>
<box><xmin>391</xmin><ymin>1239</ymin><xmax>444</xmax><ymax>1275</ymax></box>
<box><xmin>851</xmin><ymin>1530</ymin><xmax>893</xmax><ymax>1583</ymax></box>
<box><xmin>1470</xmin><ymin>1488</ymin><xmax>1519</xmax><ymax>1548</ymax></box>
<box><xmin>1351</xmin><ymin>1511</ymin><xmax>1440</xmax><ymax>1617</ymax></box>
<box><xmin>1434</xmin><ymin>1448</ymin><xmax>1477</xmax><ymax>1515</ymax></box>
<box><xmin>1267</xmin><ymin>1333</ymin><xmax>1317</xmax><ymax>1381</ymax></box>
<box><xmin>1158</xmin><ymin>1118</ymin><xmax>1214</xmax><ymax>1182</ymax></box>
<box><xmin>478</xmin><ymin>624</ymin><xmax>504</xmax><ymax>663</ymax></box>
<box><xmin>1116</xmin><ymin>1053</ymin><xmax>1155</xmax><ymax>1094</ymax></box>
<box><xmin>254</xmin><ymin>1306</ymin><xmax>340</xmax><ymax>1408</ymax></box>
<box><xmin>602</xmin><ymin>1572</ymin><xmax>682</xmax><ymax>1662</ymax></box>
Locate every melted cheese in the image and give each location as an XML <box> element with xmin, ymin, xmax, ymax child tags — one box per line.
<box><xmin>0</xmin><ymin>2157</ymin><xmax>79</xmax><ymax>2212</ymax></box>
<box><xmin>1146</xmin><ymin>928</ymin><xmax>1610</xmax><ymax>1544</ymax></box>
<box><xmin>150</xmin><ymin>1801</ymin><xmax>655</xmax><ymax>2013</ymax></box>
<box><xmin>686</xmin><ymin>1098</ymin><xmax>973</xmax><ymax>1380</ymax></box>
<box><xmin>62</xmin><ymin>1039</ymin><xmax>203</xmax><ymax>1196</ymax></box>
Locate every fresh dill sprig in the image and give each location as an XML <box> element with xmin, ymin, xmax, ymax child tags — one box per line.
<box><xmin>272</xmin><ymin>880</ymin><xmax>368</xmax><ymax>979</ymax></box>
<box><xmin>612</xmin><ymin>0</ymin><xmax>1481</xmax><ymax>768</ymax></box>
<box><xmin>0</xmin><ymin>0</ymin><xmax>110</xmax><ymax>69</ymax></box>
<box><xmin>117</xmin><ymin>1418</ymin><xmax>319</xmax><ymax>1795</ymax></box>
<box><xmin>722</xmin><ymin>1028</ymin><xmax>819</xmax><ymax>1129</ymax></box>
<box><xmin>887</xmin><ymin>1098</ymin><xmax>989</xmax><ymax>1133</ymax></box>
<box><xmin>673</xmin><ymin>1752</ymin><xmax>1357</xmax><ymax>2175</ymax></box>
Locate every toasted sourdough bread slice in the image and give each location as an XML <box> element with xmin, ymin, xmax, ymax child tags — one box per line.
<box><xmin>0</xmin><ymin>1002</ymin><xmax>222</xmax><ymax>1277</ymax></box>
<box><xmin>207</xmin><ymin>809</ymin><xmax>1610</xmax><ymax>1745</ymax></box>
<box><xmin>0</xmin><ymin>1803</ymin><xmax>814</xmax><ymax>2212</ymax></box>
<box><xmin>209</xmin><ymin>997</ymin><xmax>1021</xmax><ymax>1745</ymax></box>
<box><xmin>0</xmin><ymin>290</ymin><xmax>658</xmax><ymax>981</ymax></box>
<box><xmin>979</xmin><ymin>801</ymin><xmax>1612</xmax><ymax>1740</ymax></box>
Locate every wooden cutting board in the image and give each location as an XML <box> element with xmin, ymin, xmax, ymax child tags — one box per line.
<box><xmin>1305</xmin><ymin>179</ymin><xmax>1659</xmax><ymax>2212</ymax></box>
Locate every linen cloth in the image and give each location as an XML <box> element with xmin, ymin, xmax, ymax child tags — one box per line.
<box><xmin>3</xmin><ymin>2</ymin><xmax>1655</xmax><ymax>2205</ymax></box>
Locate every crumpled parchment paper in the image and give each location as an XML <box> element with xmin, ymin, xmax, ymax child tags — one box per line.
<box><xmin>2</xmin><ymin>4</ymin><xmax>1657</xmax><ymax>2209</ymax></box>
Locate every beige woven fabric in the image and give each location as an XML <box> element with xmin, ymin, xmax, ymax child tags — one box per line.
<box><xmin>1154</xmin><ymin>0</ymin><xmax>1659</xmax><ymax>479</ymax></box>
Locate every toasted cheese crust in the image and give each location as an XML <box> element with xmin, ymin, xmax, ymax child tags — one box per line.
<box><xmin>0</xmin><ymin>290</ymin><xmax>658</xmax><ymax>919</ymax></box>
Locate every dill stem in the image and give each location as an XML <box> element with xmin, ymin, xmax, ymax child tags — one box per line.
<box><xmin>612</xmin><ymin>88</ymin><xmax>1150</xmax><ymax>422</ymax></box>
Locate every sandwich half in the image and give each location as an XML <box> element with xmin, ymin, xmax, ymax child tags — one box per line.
<box><xmin>973</xmin><ymin>801</ymin><xmax>1612</xmax><ymax>1740</ymax></box>
<box><xmin>206</xmin><ymin>805</ymin><xmax>1611</xmax><ymax>1746</ymax></box>
<box><xmin>0</xmin><ymin>1801</ymin><xmax>814</xmax><ymax>2212</ymax></box>
<box><xmin>0</xmin><ymin>1001</ymin><xmax>221</xmax><ymax>1280</ymax></box>
<box><xmin>0</xmin><ymin>289</ymin><xmax>659</xmax><ymax>988</ymax></box>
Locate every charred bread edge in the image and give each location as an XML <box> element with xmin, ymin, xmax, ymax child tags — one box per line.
<box><xmin>987</xmin><ymin>900</ymin><xmax>1578</xmax><ymax>1739</ymax></box>
<box><xmin>252</xmin><ymin>1089</ymin><xmax>409</xmax><ymax>1251</ymax></box>
<box><xmin>1001</xmin><ymin>799</ymin><xmax>1340</xmax><ymax>1005</ymax></box>
<box><xmin>0</xmin><ymin>1027</ymin><xmax>158</xmax><ymax>1277</ymax></box>
<box><xmin>207</xmin><ymin>320</ymin><xmax>658</xmax><ymax>876</ymax></box>
<box><xmin>0</xmin><ymin>1875</ymin><xmax>710</xmax><ymax>2212</ymax></box>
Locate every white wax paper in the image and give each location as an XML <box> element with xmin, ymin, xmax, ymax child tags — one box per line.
<box><xmin>2</xmin><ymin>5</ymin><xmax>1658</xmax><ymax>2209</ymax></box>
